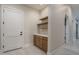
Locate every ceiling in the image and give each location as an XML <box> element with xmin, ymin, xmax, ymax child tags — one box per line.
<box><xmin>25</xmin><ymin>4</ymin><xmax>47</xmax><ymax>10</ymax></box>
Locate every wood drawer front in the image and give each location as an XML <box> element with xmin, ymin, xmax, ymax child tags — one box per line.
<box><xmin>36</xmin><ymin>36</ymin><xmax>40</xmax><ymax>46</ymax></box>
<box><xmin>43</xmin><ymin>37</ymin><xmax>48</xmax><ymax>40</ymax></box>
<box><xmin>38</xmin><ymin>36</ymin><xmax>43</xmax><ymax>48</ymax></box>
<box><xmin>39</xmin><ymin>38</ymin><xmax>42</xmax><ymax>48</ymax></box>
<box><xmin>42</xmin><ymin>38</ymin><xmax>48</xmax><ymax>52</ymax></box>
<box><xmin>33</xmin><ymin>35</ymin><xmax>48</xmax><ymax>53</ymax></box>
<box><xmin>33</xmin><ymin>35</ymin><xmax>36</xmax><ymax>45</ymax></box>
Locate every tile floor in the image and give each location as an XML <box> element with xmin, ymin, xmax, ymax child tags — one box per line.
<box><xmin>51</xmin><ymin>39</ymin><xmax>79</xmax><ymax>55</ymax></box>
<box><xmin>0</xmin><ymin>45</ymin><xmax>46</xmax><ymax>55</ymax></box>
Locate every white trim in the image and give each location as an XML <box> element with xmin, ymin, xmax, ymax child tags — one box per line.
<box><xmin>1</xmin><ymin>5</ymin><xmax>4</xmax><ymax>51</ymax></box>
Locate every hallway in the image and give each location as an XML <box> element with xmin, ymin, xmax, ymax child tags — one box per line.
<box><xmin>51</xmin><ymin>39</ymin><xmax>79</xmax><ymax>55</ymax></box>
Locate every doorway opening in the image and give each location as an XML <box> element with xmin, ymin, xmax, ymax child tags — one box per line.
<box><xmin>64</xmin><ymin>14</ymin><xmax>69</xmax><ymax>44</ymax></box>
<box><xmin>76</xmin><ymin>19</ymin><xmax>79</xmax><ymax>39</ymax></box>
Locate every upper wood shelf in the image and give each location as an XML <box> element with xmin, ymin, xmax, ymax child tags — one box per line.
<box><xmin>40</xmin><ymin>16</ymin><xmax>48</xmax><ymax>20</ymax></box>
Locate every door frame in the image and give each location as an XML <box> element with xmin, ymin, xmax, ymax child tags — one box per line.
<box><xmin>1</xmin><ymin>5</ymin><xmax>5</xmax><ymax>51</ymax></box>
<box><xmin>64</xmin><ymin>14</ymin><xmax>68</xmax><ymax>43</ymax></box>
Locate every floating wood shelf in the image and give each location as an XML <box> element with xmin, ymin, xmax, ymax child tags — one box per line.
<box><xmin>40</xmin><ymin>16</ymin><xmax>48</xmax><ymax>20</ymax></box>
<box><xmin>38</xmin><ymin>22</ymin><xmax>48</xmax><ymax>25</ymax></box>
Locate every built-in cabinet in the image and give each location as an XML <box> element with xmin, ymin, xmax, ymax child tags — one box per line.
<box><xmin>33</xmin><ymin>16</ymin><xmax>48</xmax><ymax>53</ymax></box>
<box><xmin>33</xmin><ymin>35</ymin><xmax>48</xmax><ymax>53</ymax></box>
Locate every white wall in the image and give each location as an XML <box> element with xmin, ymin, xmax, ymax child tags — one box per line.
<box><xmin>66</xmin><ymin>6</ymin><xmax>73</xmax><ymax>43</ymax></box>
<box><xmin>1</xmin><ymin>4</ymin><xmax>40</xmax><ymax>48</ymax></box>
<box><xmin>0</xmin><ymin>5</ymin><xmax>1</xmax><ymax>49</ymax></box>
<box><xmin>40</xmin><ymin>7</ymin><xmax>48</xmax><ymax>18</ymax></box>
<box><xmin>48</xmin><ymin>5</ymin><xmax>66</xmax><ymax>54</ymax></box>
<box><xmin>24</xmin><ymin>6</ymin><xmax>40</xmax><ymax>46</ymax></box>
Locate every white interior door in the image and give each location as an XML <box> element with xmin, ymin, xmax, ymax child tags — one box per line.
<box><xmin>3</xmin><ymin>7</ymin><xmax>24</xmax><ymax>51</ymax></box>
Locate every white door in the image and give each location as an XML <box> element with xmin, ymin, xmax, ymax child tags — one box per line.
<box><xmin>3</xmin><ymin>7</ymin><xmax>24</xmax><ymax>51</ymax></box>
